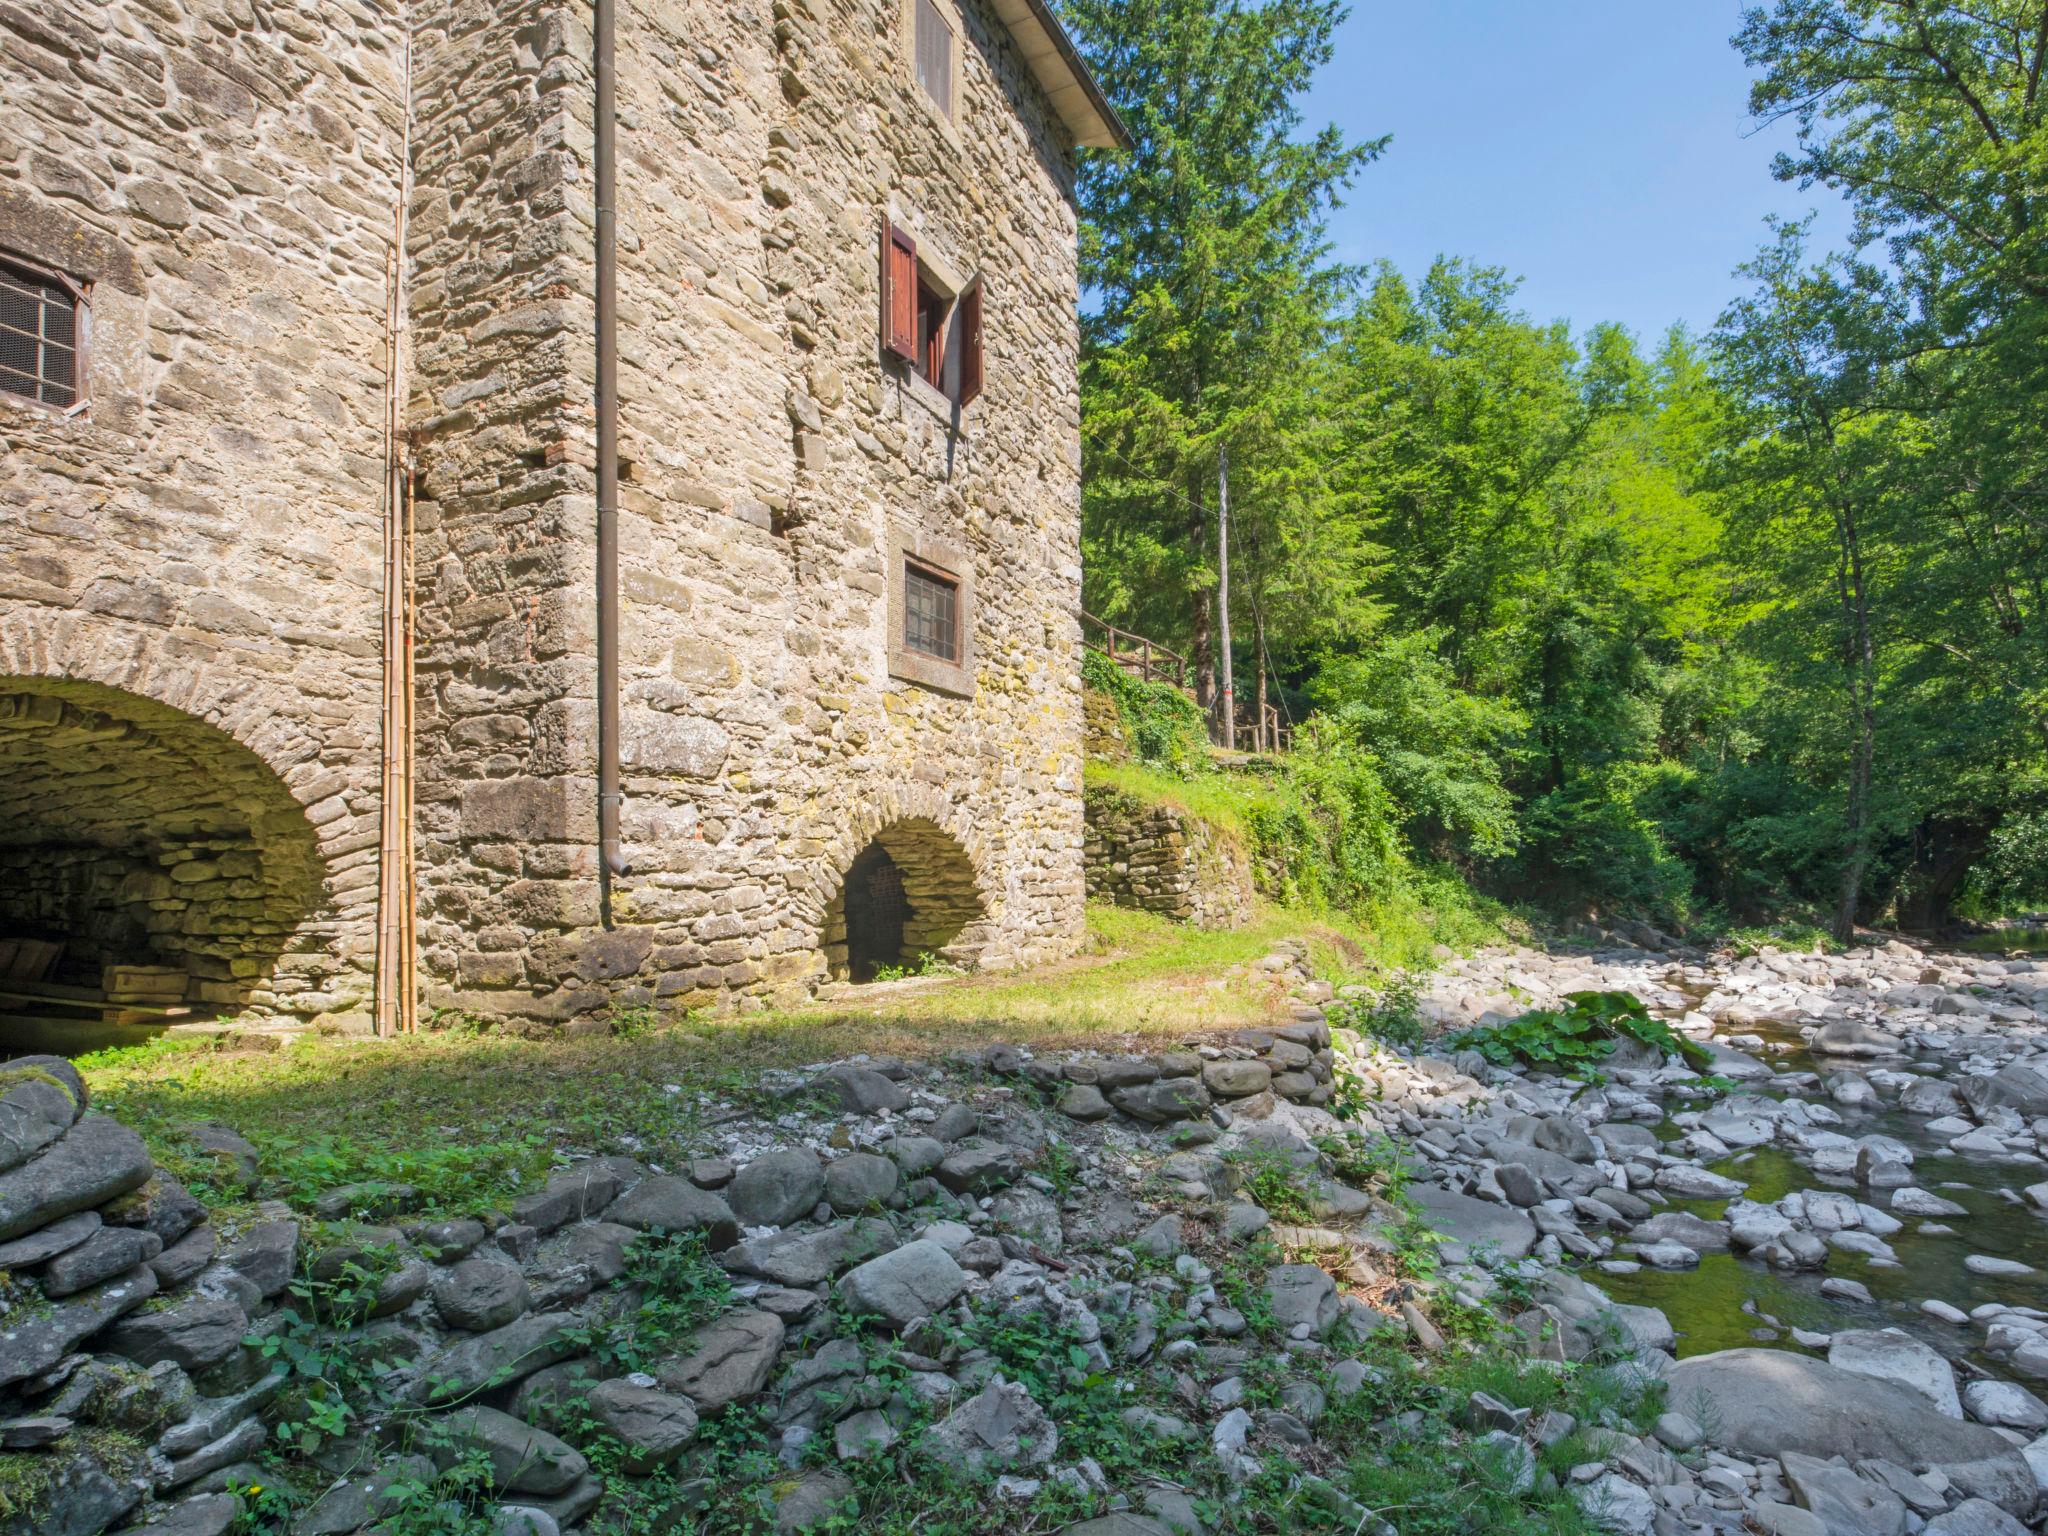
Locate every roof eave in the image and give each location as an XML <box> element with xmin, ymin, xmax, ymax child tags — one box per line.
<box><xmin>988</xmin><ymin>0</ymin><xmax>1133</xmax><ymax>152</ymax></box>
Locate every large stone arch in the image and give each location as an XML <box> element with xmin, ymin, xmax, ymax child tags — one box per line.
<box><xmin>0</xmin><ymin>613</ymin><xmax>374</xmax><ymax>1031</ymax></box>
<box><xmin>798</xmin><ymin>785</ymin><xmax>999</xmax><ymax>983</ymax></box>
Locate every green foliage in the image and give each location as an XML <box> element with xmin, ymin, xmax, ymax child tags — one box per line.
<box><xmin>1331</xmin><ymin>970</ymin><xmax>1425</xmax><ymax>1051</ymax></box>
<box><xmin>1083</xmin><ymin>650</ymin><xmax>1211</xmax><ymax>772</ymax></box>
<box><xmin>578</xmin><ymin>1228</ymin><xmax>733</xmax><ymax>1373</ymax></box>
<box><xmin>1224</xmin><ymin>1144</ymin><xmax>1316</xmax><ymax>1223</ymax></box>
<box><xmin>1451</xmin><ymin>989</ymin><xmax>1712</xmax><ymax>1075</ymax></box>
<box><xmin>247</xmin><ymin>1250</ymin><xmax>402</xmax><ymax>1455</ymax></box>
<box><xmin>868</xmin><ymin>952</ymin><xmax>958</xmax><ymax>983</ymax></box>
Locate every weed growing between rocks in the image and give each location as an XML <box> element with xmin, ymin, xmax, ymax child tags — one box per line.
<box><xmin>1447</xmin><ymin>990</ymin><xmax>1712</xmax><ymax>1075</ymax></box>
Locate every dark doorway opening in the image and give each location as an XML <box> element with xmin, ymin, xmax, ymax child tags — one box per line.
<box><xmin>843</xmin><ymin>844</ymin><xmax>910</xmax><ymax>982</ymax></box>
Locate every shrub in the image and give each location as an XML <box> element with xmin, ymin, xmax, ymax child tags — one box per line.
<box><xmin>1449</xmin><ymin>989</ymin><xmax>1712</xmax><ymax>1074</ymax></box>
<box><xmin>1082</xmin><ymin>649</ymin><xmax>1210</xmax><ymax>773</ymax></box>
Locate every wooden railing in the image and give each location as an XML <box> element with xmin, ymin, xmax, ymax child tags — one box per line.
<box><xmin>1083</xmin><ymin>610</ymin><xmax>1292</xmax><ymax>755</ymax></box>
<box><xmin>1082</xmin><ymin>610</ymin><xmax>1186</xmax><ymax>689</ymax></box>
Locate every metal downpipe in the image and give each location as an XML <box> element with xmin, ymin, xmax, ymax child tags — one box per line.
<box><xmin>595</xmin><ymin>0</ymin><xmax>629</xmax><ymax>894</ymax></box>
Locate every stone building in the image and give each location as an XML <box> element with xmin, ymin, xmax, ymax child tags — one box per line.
<box><xmin>0</xmin><ymin>0</ymin><xmax>1124</xmax><ymax>1033</ymax></box>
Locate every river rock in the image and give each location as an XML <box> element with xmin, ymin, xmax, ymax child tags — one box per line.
<box><xmin>0</xmin><ymin>1263</ymin><xmax>155</xmax><ymax>1388</ymax></box>
<box><xmin>1780</xmin><ymin>1450</ymin><xmax>1907</xmax><ymax>1536</ymax></box>
<box><xmin>927</xmin><ymin>1378</ymin><xmax>1057</xmax><ymax>1474</ymax></box>
<box><xmin>1667</xmin><ymin>1349</ymin><xmax>2017</xmax><ymax>1469</ymax></box>
<box><xmin>729</xmin><ymin>1149</ymin><xmax>826</xmax><ymax>1228</ymax></box>
<box><xmin>584</xmin><ymin>1380</ymin><xmax>698</xmax><ymax>1472</ymax></box>
<box><xmin>1961</xmin><ymin>1060</ymin><xmax>2048</xmax><ymax>1117</ymax></box>
<box><xmin>1407</xmin><ymin>1182</ymin><xmax>1537</xmax><ymax>1261</ymax></box>
<box><xmin>837</xmin><ymin>1239</ymin><xmax>967</xmax><ymax>1327</ymax></box>
<box><xmin>656</xmin><ymin>1309</ymin><xmax>785</xmax><ymax>1410</ymax></box>
<box><xmin>1655</xmin><ymin>1165</ymin><xmax>1746</xmax><ymax>1199</ymax></box>
<box><xmin>1924</xmin><ymin>1500</ymin><xmax>2031</xmax><ymax>1536</ymax></box>
<box><xmin>412</xmin><ymin>1311</ymin><xmax>586</xmax><ymax>1403</ymax></box>
<box><xmin>0</xmin><ymin>1056</ymin><xmax>84</xmax><ymax>1174</ymax></box>
<box><xmin>439</xmin><ymin>1406</ymin><xmax>587</xmax><ymax>1495</ymax></box>
<box><xmin>1891</xmin><ymin>1187</ymin><xmax>1968</xmax><ymax>1217</ymax></box>
<box><xmin>823</xmin><ymin>1153</ymin><xmax>900</xmax><ymax>1212</ymax></box>
<box><xmin>603</xmin><ymin>1177</ymin><xmax>738</xmax><ymax>1248</ymax></box>
<box><xmin>723</xmin><ymin>1218</ymin><xmax>895</xmax><ymax>1288</ymax></box>
<box><xmin>1828</xmin><ymin>1329</ymin><xmax>1963</xmax><ymax>1418</ymax></box>
<box><xmin>1264</xmin><ymin>1264</ymin><xmax>1338</xmax><ymax>1336</ymax></box>
<box><xmin>102</xmin><ymin>1293</ymin><xmax>247</xmax><ymax>1373</ymax></box>
<box><xmin>1963</xmin><ymin>1379</ymin><xmax>2048</xmax><ymax>1432</ymax></box>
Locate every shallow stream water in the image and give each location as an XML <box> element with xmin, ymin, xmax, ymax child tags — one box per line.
<box><xmin>1590</xmin><ymin>1018</ymin><xmax>2048</xmax><ymax>1369</ymax></box>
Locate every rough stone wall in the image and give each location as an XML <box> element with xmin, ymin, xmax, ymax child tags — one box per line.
<box><xmin>0</xmin><ymin>1</ymin><xmax>411</xmax><ymax>1026</ymax></box>
<box><xmin>402</xmin><ymin>0</ymin><xmax>611</xmax><ymax>1016</ymax></box>
<box><xmin>1083</xmin><ymin>785</ymin><xmax>1254</xmax><ymax>931</ymax></box>
<box><xmin>412</xmin><ymin>0</ymin><xmax>1089</xmax><ymax>1018</ymax></box>
<box><xmin>2</xmin><ymin>0</ymin><xmax>1088</xmax><ymax>1026</ymax></box>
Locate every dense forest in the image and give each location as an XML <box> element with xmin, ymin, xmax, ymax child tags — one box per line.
<box><xmin>1064</xmin><ymin>0</ymin><xmax>2048</xmax><ymax>941</ymax></box>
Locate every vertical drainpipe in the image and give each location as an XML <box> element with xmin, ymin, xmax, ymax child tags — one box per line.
<box><xmin>595</xmin><ymin>0</ymin><xmax>629</xmax><ymax>905</ymax></box>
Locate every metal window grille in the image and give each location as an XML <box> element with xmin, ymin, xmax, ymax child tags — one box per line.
<box><xmin>904</xmin><ymin>560</ymin><xmax>959</xmax><ymax>662</ymax></box>
<box><xmin>915</xmin><ymin>0</ymin><xmax>953</xmax><ymax>118</ymax></box>
<box><xmin>0</xmin><ymin>259</ymin><xmax>80</xmax><ymax>410</ymax></box>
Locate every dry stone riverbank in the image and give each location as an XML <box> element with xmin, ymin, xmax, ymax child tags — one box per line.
<box><xmin>2</xmin><ymin>936</ymin><xmax>2047</xmax><ymax>1534</ymax></box>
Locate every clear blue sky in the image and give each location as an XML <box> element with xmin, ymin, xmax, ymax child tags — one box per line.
<box><xmin>1303</xmin><ymin>1</ymin><xmax>1857</xmax><ymax>346</ymax></box>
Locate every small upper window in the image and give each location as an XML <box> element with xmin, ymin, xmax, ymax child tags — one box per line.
<box><xmin>0</xmin><ymin>256</ymin><xmax>85</xmax><ymax>412</ymax></box>
<box><xmin>903</xmin><ymin>558</ymin><xmax>959</xmax><ymax>662</ymax></box>
<box><xmin>914</xmin><ymin>0</ymin><xmax>954</xmax><ymax>119</ymax></box>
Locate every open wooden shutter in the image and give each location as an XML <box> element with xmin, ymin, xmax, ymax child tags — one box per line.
<box><xmin>957</xmin><ymin>275</ymin><xmax>983</xmax><ymax>407</ymax></box>
<box><xmin>880</xmin><ymin>221</ymin><xmax>918</xmax><ymax>362</ymax></box>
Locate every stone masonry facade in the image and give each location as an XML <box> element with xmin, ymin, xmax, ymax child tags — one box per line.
<box><xmin>0</xmin><ymin>0</ymin><xmax>1109</xmax><ymax>1026</ymax></box>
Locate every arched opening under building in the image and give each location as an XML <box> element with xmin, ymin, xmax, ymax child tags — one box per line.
<box><xmin>0</xmin><ymin>678</ymin><xmax>327</xmax><ymax>1053</ymax></box>
<box><xmin>822</xmin><ymin>817</ymin><xmax>988</xmax><ymax>982</ymax></box>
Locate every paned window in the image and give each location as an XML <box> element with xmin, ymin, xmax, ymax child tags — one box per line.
<box><xmin>915</xmin><ymin>0</ymin><xmax>954</xmax><ymax>118</ymax></box>
<box><xmin>903</xmin><ymin>559</ymin><xmax>959</xmax><ymax>662</ymax></box>
<box><xmin>0</xmin><ymin>257</ymin><xmax>84</xmax><ymax>411</ymax></box>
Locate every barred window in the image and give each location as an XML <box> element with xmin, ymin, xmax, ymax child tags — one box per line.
<box><xmin>903</xmin><ymin>559</ymin><xmax>959</xmax><ymax>662</ymax></box>
<box><xmin>0</xmin><ymin>257</ymin><xmax>84</xmax><ymax>411</ymax></box>
<box><xmin>914</xmin><ymin>0</ymin><xmax>953</xmax><ymax>119</ymax></box>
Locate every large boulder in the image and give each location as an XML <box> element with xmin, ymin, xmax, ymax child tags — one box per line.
<box><xmin>1668</xmin><ymin>1349</ymin><xmax>2018</xmax><ymax>1473</ymax></box>
<box><xmin>1960</xmin><ymin>1059</ymin><xmax>2048</xmax><ymax>1117</ymax></box>
<box><xmin>0</xmin><ymin>1115</ymin><xmax>153</xmax><ymax>1240</ymax></box>
<box><xmin>0</xmin><ymin>1264</ymin><xmax>156</xmax><ymax>1388</ymax></box>
<box><xmin>1407</xmin><ymin>1182</ymin><xmax>1537</xmax><ymax>1262</ymax></box>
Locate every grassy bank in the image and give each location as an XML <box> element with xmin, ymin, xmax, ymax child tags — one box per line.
<box><xmin>77</xmin><ymin>902</ymin><xmax>1444</xmax><ymax>1225</ymax></box>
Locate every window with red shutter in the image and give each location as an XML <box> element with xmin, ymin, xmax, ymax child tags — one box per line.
<box><xmin>957</xmin><ymin>277</ymin><xmax>983</xmax><ymax>408</ymax></box>
<box><xmin>880</xmin><ymin>221</ymin><xmax>918</xmax><ymax>362</ymax></box>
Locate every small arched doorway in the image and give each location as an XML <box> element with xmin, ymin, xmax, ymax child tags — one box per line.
<box><xmin>821</xmin><ymin>817</ymin><xmax>988</xmax><ymax>982</ymax></box>
<box><xmin>0</xmin><ymin>678</ymin><xmax>328</xmax><ymax>1050</ymax></box>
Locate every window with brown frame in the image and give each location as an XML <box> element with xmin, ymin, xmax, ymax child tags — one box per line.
<box><xmin>903</xmin><ymin>558</ymin><xmax>959</xmax><ymax>662</ymax></box>
<box><xmin>0</xmin><ymin>256</ymin><xmax>85</xmax><ymax>412</ymax></box>
<box><xmin>914</xmin><ymin>0</ymin><xmax>954</xmax><ymax>119</ymax></box>
<box><xmin>879</xmin><ymin>220</ymin><xmax>984</xmax><ymax>410</ymax></box>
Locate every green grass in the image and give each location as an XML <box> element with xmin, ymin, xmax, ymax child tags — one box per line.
<box><xmin>78</xmin><ymin>901</ymin><xmax>1418</xmax><ymax>1223</ymax></box>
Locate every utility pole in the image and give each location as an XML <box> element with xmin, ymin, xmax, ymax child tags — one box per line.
<box><xmin>1216</xmin><ymin>444</ymin><xmax>1234</xmax><ymax>750</ymax></box>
